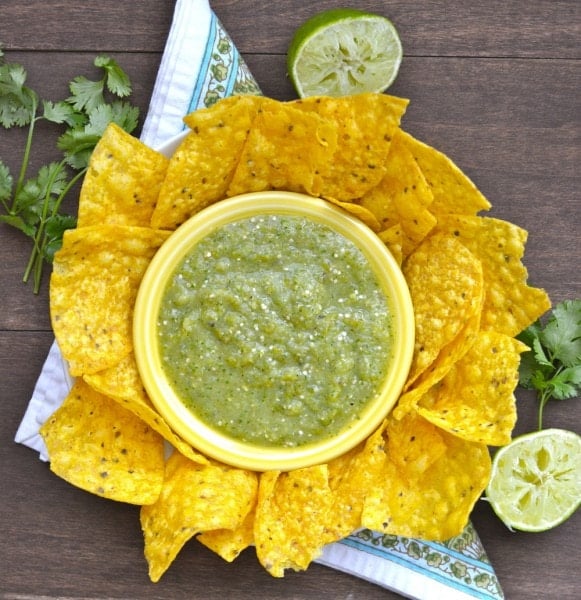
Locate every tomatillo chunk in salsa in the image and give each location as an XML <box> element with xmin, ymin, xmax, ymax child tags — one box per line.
<box><xmin>157</xmin><ymin>214</ymin><xmax>393</xmax><ymax>447</ymax></box>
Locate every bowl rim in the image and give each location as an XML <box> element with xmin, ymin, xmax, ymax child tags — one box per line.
<box><xmin>133</xmin><ymin>190</ymin><xmax>414</xmax><ymax>471</ymax></box>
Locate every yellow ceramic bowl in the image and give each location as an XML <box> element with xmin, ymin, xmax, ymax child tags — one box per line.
<box><xmin>134</xmin><ymin>191</ymin><xmax>414</xmax><ymax>471</ymax></box>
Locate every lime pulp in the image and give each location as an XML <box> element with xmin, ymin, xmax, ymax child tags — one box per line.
<box><xmin>287</xmin><ymin>8</ymin><xmax>403</xmax><ymax>98</ymax></box>
<box><xmin>485</xmin><ymin>428</ymin><xmax>581</xmax><ymax>532</ymax></box>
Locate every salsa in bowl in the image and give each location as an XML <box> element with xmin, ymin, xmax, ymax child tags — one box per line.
<box><xmin>133</xmin><ymin>191</ymin><xmax>414</xmax><ymax>471</ymax></box>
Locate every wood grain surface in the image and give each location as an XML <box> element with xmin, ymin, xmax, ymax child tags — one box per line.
<box><xmin>1</xmin><ymin>1</ymin><xmax>579</xmax><ymax>598</ymax></box>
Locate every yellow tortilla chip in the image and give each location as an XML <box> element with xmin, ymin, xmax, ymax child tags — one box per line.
<box><xmin>197</xmin><ymin>507</ymin><xmax>256</xmax><ymax>563</ymax></box>
<box><xmin>362</xmin><ymin>413</ymin><xmax>491</xmax><ymax>540</ymax></box>
<box><xmin>418</xmin><ymin>331</ymin><xmax>528</xmax><ymax>445</ymax></box>
<box><xmin>151</xmin><ymin>95</ymin><xmax>266</xmax><ymax>229</ymax></box>
<box><xmin>363</xmin><ymin>192</ymin><xmax>399</xmax><ymax>232</ymax></box>
<box><xmin>385</xmin><ymin>411</ymin><xmax>448</xmax><ymax>476</ymax></box>
<box><xmin>324</xmin><ymin>422</ymin><xmax>387</xmax><ymax>542</ymax></box>
<box><xmin>435</xmin><ymin>214</ymin><xmax>551</xmax><ymax>336</ymax></box>
<box><xmin>402</xmin><ymin>233</ymin><xmax>484</xmax><ymax>386</ymax></box>
<box><xmin>141</xmin><ymin>452</ymin><xmax>257</xmax><ymax>582</ymax></box>
<box><xmin>254</xmin><ymin>466</ymin><xmax>333</xmax><ymax>577</ymax></box>
<box><xmin>378</xmin><ymin>225</ymin><xmax>404</xmax><ymax>265</ymax></box>
<box><xmin>325</xmin><ymin>197</ymin><xmax>382</xmax><ymax>231</ymax></box>
<box><xmin>227</xmin><ymin>100</ymin><xmax>338</xmax><ymax>197</ymax></box>
<box><xmin>77</xmin><ymin>123</ymin><xmax>169</xmax><ymax>228</ymax></box>
<box><xmin>360</xmin><ymin>128</ymin><xmax>436</xmax><ymax>255</ymax></box>
<box><xmin>50</xmin><ymin>225</ymin><xmax>170</xmax><ymax>376</ymax></box>
<box><xmin>83</xmin><ymin>354</ymin><xmax>208</xmax><ymax>464</ymax></box>
<box><xmin>394</xmin><ymin>311</ymin><xmax>481</xmax><ymax>418</ymax></box>
<box><xmin>292</xmin><ymin>93</ymin><xmax>409</xmax><ymax>200</ymax></box>
<box><xmin>400</xmin><ymin>130</ymin><xmax>491</xmax><ymax>215</ymax></box>
<box><xmin>40</xmin><ymin>378</ymin><xmax>164</xmax><ymax>505</ymax></box>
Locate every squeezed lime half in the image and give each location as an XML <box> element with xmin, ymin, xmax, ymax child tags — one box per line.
<box><xmin>287</xmin><ymin>8</ymin><xmax>403</xmax><ymax>98</ymax></box>
<box><xmin>486</xmin><ymin>428</ymin><xmax>581</xmax><ymax>532</ymax></box>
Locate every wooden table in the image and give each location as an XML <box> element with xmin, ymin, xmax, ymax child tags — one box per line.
<box><xmin>1</xmin><ymin>1</ymin><xmax>579</xmax><ymax>598</ymax></box>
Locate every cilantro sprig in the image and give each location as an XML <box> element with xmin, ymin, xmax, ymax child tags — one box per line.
<box><xmin>517</xmin><ymin>299</ymin><xmax>581</xmax><ymax>429</ymax></box>
<box><xmin>0</xmin><ymin>49</ymin><xmax>139</xmax><ymax>293</ymax></box>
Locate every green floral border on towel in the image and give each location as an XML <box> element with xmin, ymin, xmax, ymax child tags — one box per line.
<box><xmin>187</xmin><ymin>13</ymin><xmax>261</xmax><ymax>112</ymax></box>
<box><xmin>342</xmin><ymin>523</ymin><xmax>503</xmax><ymax>599</ymax></box>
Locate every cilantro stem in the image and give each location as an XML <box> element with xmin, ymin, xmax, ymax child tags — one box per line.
<box><xmin>536</xmin><ymin>363</ymin><xmax>566</xmax><ymax>431</ymax></box>
<box><xmin>538</xmin><ymin>391</ymin><xmax>549</xmax><ymax>431</ymax></box>
<box><xmin>51</xmin><ymin>167</ymin><xmax>87</xmax><ymax>218</ymax></box>
<box><xmin>22</xmin><ymin>160</ymin><xmax>85</xmax><ymax>293</ymax></box>
<box><xmin>12</xmin><ymin>108</ymin><xmax>39</xmax><ymax>210</ymax></box>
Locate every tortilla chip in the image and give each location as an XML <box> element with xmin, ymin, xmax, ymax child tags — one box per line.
<box><xmin>292</xmin><ymin>93</ymin><xmax>409</xmax><ymax>200</ymax></box>
<box><xmin>151</xmin><ymin>95</ymin><xmax>266</xmax><ymax>229</ymax></box>
<box><xmin>402</xmin><ymin>233</ymin><xmax>484</xmax><ymax>387</ymax></box>
<box><xmin>77</xmin><ymin>123</ymin><xmax>169</xmax><ymax>228</ymax></box>
<box><xmin>40</xmin><ymin>378</ymin><xmax>164</xmax><ymax>504</ymax></box>
<box><xmin>227</xmin><ymin>100</ymin><xmax>338</xmax><ymax>197</ymax></box>
<box><xmin>324</xmin><ymin>422</ymin><xmax>387</xmax><ymax>542</ymax></box>
<box><xmin>400</xmin><ymin>130</ymin><xmax>491</xmax><ymax>215</ymax></box>
<box><xmin>141</xmin><ymin>452</ymin><xmax>257</xmax><ymax>582</ymax></box>
<box><xmin>362</xmin><ymin>413</ymin><xmax>491</xmax><ymax>540</ymax></box>
<box><xmin>83</xmin><ymin>354</ymin><xmax>208</xmax><ymax>464</ymax></box>
<box><xmin>197</xmin><ymin>508</ymin><xmax>256</xmax><ymax>563</ymax></box>
<box><xmin>325</xmin><ymin>197</ymin><xmax>382</xmax><ymax>231</ymax></box>
<box><xmin>378</xmin><ymin>225</ymin><xmax>404</xmax><ymax>265</ymax></box>
<box><xmin>50</xmin><ymin>225</ymin><xmax>170</xmax><ymax>376</ymax></box>
<box><xmin>394</xmin><ymin>311</ymin><xmax>482</xmax><ymax>418</ymax></box>
<box><xmin>418</xmin><ymin>331</ymin><xmax>528</xmax><ymax>445</ymax></box>
<box><xmin>254</xmin><ymin>466</ymin><xmax>333</xmax><ymax>577</ymax></box>
<box><xmin>360</xmin><ymin>128</ymin><xmax>436</xmax><ymax>255</ymax></box>
<box><xmin>435</xmin><ymin>214</ymin><xmax>551</xmax><ymax>336</ymax></box>
<box><xmin>385</xmin><ymin>411</ymin><xmax>448</xmax><ymax>476</ymax></box>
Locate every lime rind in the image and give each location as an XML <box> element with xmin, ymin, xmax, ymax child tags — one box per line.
<box><xmin>287</xmin><ymin>9</ymin><xmax>403</xmax><ymax>98</ymax></box>
<box><xmin>485</xmin><ymin>428</ymin><xmax>581</xmax><ymax>532</ymax></box>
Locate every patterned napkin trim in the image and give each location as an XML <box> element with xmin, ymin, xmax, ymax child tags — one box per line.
<box><xmin>333</xmin><ymin>524</ymin><xmax>503</xmax><ymax>599</ymax></box>
<box><xmin>186</xmin><ymin>14</ymin><xmax>261</xmax><ymax>114</ymax></box>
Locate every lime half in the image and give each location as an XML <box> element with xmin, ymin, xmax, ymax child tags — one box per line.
<box><xmin>287</xmin><ymin>8</ymin><xmax>403</xmax><ymax>98</ymax></box>
<box><xmin>486</xmin><ymin>429</ymin><xmax>581</xmax><ymax>532</ymax></box>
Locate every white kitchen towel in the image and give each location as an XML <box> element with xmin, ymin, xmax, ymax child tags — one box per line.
<box><xmin>15</xmin><ymin>2</ymin><xmax>503</xmax><ymax>598</ymax></box>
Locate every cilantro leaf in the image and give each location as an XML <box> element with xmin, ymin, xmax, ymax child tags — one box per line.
<box><xmin>0</xmin><ymin>213</ymin><xmax>35</xmax><ymax>236</ymax></box>
<box><xmin>532</xmin><ymin>336</ymin><xmax>553</xmax><ymax>367</ymax></box>
<box><xmin>57</xmin><ymin>129</ymin><xmax>101</xmax><ymax>169</ymax></box>
<box><xmin>540</xmin><ymin>300</ymin><xmax>581</xmax><ymax>367</ymax></box>
<box><xmin>0</xmin><ymin>59</ymin><xmax>38</xmax><ymax>127</ymax></box>
<box><xmin>85</xmin><ymin>101</ymin><xmax>139</xmax><ymax>135</ymax></box>
<box><xmin>67</xmin><ymin>76</ymin><xmax>105</xmax><ymax>113</ymax></box>
<box><xmin>550</xmin><ymin>365</ymin><xmax>581</xmax><ymax>400</ymax></box>
<box><xmin>43</xmin><ymin>213</ymin><xmax>77</xmax><ymax>262</ymax></box>
<box><xmin>109</xmin><ymin>101</ymin><xmax>139</xmax><ymax>132</ymax></box>
<box><xmin>0</xmin><ymin>160</ymin><xmax>13</xmax><ymax>204</ymax></box>
<box><xmin>10</xmin><ymin>162</ymin><xmax>69</xmax><ymax>230</ymax></box>
<box><xmin>42</xmin><ymin>100</ymin><xmax>79</xmax><ymax>126</ymax></box>
<box><xmin>517</xmin><ymin>299</ymin><xmax>581</xmax><ymax>429</ymax></box>
<box><xmin>94</xmin><ymin>55</ymin><xmax>132</xmax><ymax>97</ymax></box>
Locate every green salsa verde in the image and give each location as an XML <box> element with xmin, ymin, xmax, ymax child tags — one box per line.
<box><xmin>157</xmin><ymin>214</ymin><xmax>393</xmax><ymax>447</ymax></box>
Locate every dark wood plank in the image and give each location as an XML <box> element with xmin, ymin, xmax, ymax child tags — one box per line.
<box><xmin>220</xmin><ymin>0</ymin><xmax>581</xmax><ymax>58</ymax></box>
<box><xmin>1</xmin><ymin>0</ymin><xmax>175</xmax><ymax>52</ymax></box>
<box><xmin>2</xmin><ymin>0</ymin><xmax>579</xmax><ymax>58</ymax></box>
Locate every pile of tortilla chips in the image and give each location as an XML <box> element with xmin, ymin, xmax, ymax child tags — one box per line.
<box><xmin>42</xmin><ymin>93</ymin><xmax>551</xmax><ymax>581</ymax></box>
